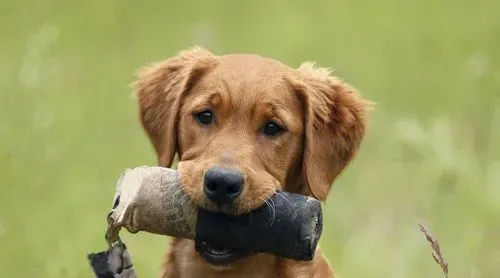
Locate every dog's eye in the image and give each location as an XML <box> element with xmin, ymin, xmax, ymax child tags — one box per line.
<box><xmin>263</xmin><ymin>121</ymin><xmax>283</xmax><ymax>136</ymax></box>
<box><xmin>195</xmin><ymin>110</ymin><xmax>213</xmax><ymax>125</ymax></box>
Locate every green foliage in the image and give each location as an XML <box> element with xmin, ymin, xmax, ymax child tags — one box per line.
<box><xmin>1</xmin><ymin>0</ymin><xmax>499</xmax><ymax>277</ymax></box>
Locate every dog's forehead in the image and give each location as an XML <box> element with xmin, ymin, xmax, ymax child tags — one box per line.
<box><xmin>196</xmin><ymin>54</ymin><xmax>297</xmax><ymax>105</ymax></box>
<box><xmin>219</xmin><ymin>54</ymin><xmax>290</xmax><ymax>70</ymax></box>
<box><xmin>211</xmin><ymin>54</ymin><xmax>290</xmax><ymax>83</ymax></box>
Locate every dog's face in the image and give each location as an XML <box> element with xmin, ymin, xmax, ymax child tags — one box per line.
<box><xmin>135</xmin><ymin>46</ymin><xmax>369</xmax><ymax>219</ymax></box>
<box><xmin>174</xmin><ymin>55</ymin><xmax>307</xmax><ymax>213</ymax></box>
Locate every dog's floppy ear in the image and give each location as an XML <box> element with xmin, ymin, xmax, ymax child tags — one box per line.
<box><xmin>286</xmin><ymin>62</ymin><xmax>372</xmax><ymax>201</ymax></box>
<box><xmin>134</xmin><ymin>47</ymin><xmax>218</xmax><ymax>167</ymax></box>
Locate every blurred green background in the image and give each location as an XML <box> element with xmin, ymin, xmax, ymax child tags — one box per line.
<box><xmin>1</xmin><ymin>0</ymin><xmax>499</xmax><ymax>277</ymax></box>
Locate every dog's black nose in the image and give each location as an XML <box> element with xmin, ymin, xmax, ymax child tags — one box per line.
<box><xmin>204</xmin><ymin>167</ymin><xmax>244</xmax><ymax>206</ymax></box>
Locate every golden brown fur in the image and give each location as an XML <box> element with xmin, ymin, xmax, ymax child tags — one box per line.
<box><xmin>134</xmin><ymin>47</ymin><xmax>370</xmax><ymax>277</ymax></box>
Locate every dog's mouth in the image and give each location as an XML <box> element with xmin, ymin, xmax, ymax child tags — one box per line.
<box><xmin>195</xmin><ymin>240</ymin><xmax>250</xmax><ymax>266</ymax></box>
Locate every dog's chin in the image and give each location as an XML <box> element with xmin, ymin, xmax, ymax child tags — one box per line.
<box><xmin>195</xmin><ymin>239</ymin><xmax>251</xmax><ymax>267</ymax></box>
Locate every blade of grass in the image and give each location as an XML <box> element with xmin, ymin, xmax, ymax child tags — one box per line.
<box><xmin>419</xmin><ymin>224</ymin><xmax>449</xmax><ymax>278</ymax></box>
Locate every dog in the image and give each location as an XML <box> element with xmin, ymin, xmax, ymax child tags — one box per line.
<box><xmin>134</xmin><ymin>47</ymin><xmax>370</xmax><ymax>278</ymax></box>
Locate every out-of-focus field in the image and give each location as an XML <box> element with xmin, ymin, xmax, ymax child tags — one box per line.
<box><xmin>1</xmin><ymin>1</ymin><xmax>499</xmax><ymax>277</ymax></box>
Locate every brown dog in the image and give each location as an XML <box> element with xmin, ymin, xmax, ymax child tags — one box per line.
<box><xmin>134</xmin><ymin>47</ymin><xmax>370</xmax><ymax>278</ymax></box>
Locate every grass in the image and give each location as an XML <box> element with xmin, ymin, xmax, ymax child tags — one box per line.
<box><xmin>420</xmin><ymin>224</ymin><xmax>449</xmax><ymax>278</ymax></box>
<box><xmin>1</xmin><ymin>0</ymin><xmax>499</xmax><ymax>277</ymax></box>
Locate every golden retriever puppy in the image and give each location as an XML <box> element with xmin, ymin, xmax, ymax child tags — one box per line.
<box><xmin>134</xmin><ymin>47</ymin><xmax>370</xmax><ymax>278</ymax></box>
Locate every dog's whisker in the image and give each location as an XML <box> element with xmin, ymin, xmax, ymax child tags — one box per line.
<box><xmin>259</xmin><ymin>194</ymin><xmax>276</xmax><ymax>225</ymax></box>
<box><xmin>275</xmin><ymin>191</ymin><xmax>293</xmax><ymax>208</ymax></box>
<box><xmin>168</xmin><ymin>188</ymin><xmax>182</xmax><ymax>206</ymax></box>
<box><xmin>267</xmin><ymin>196</ymin><xmax>277</xmax><ymax>225</ymax></box>
<box><xmin>247</xmin><ymin>201</ymin><xmax>253</xmax><ymax>221</ymax></box>
<box><xmin>258</xmin><ymin>196</ymin><xmax>271</xmax><ymax>218</ymax></box>
<box><xmin>171</xmin><ymin>188</ymin><xmax>187</xmax><ymax>204</ymax></box>
<box><xmin>179</xmin><ymin>192</ymin><xmax>189</xmax><ymax>204</ymax></box>
<box><xmin>237</xmin><ymin>202</ymin><xmax>242</xmax><ymax>215</ymax></box>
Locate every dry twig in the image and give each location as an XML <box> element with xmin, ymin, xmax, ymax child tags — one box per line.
<box><xmin>419</xmin><ymin>224</ymin><xmax>449</xmax><ymax>278</ymax></box>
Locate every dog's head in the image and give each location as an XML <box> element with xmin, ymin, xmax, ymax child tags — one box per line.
<box><xmin>135</xmin><ymin>47</ymin><xmax>370</xmax><ymax>214</ymax></box>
